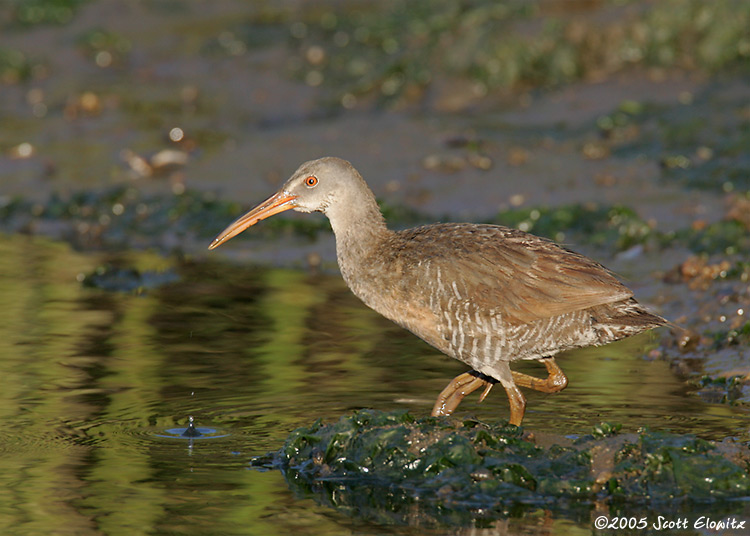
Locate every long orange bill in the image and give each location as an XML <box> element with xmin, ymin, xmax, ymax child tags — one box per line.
<box><xmin>208</xmin><ymin>190</ymin><xmax>298</xmax><ymax>250</ymax></box>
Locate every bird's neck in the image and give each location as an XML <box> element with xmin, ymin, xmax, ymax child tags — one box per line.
<box><xmin>326</xmin><ymin>195</ymin><xmax>392</xmax><ymax>290</ymax></box>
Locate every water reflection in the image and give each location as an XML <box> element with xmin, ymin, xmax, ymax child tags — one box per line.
<box><xmin>0</xmin><ymin>235</ymin><xmax>747</xmax><ymax>534</ymax></box>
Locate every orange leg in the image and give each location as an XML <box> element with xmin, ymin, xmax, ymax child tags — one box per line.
<box><xmin>430</xmin><ymin>357</ymin><xmax>568</xmax><ymax>426</ymax></box>
<box><xmin>512</xmin><ymin>357</ymin><xmax>568</xmax><ymax>393</ymax></box>
<box><xmin>431</xmin><ymin>372</ymin><xmax>490</xmax><ymax>417</ymax></box>
<box><xmin>504</xmin><ymin>382</ymin><xmax>526</xmax><ymax>426</ymax></box>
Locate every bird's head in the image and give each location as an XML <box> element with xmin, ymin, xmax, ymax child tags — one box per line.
<box><xmin>208</xmin><ymin>157</ymin><xmax>368</xmax><ymax>250</ymax></box>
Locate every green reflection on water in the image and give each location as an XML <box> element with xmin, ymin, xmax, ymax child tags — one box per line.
<box><xmin>0</xmin><ymin>234</ymin><xmax>747</xmax><ymax>535</ymax></box>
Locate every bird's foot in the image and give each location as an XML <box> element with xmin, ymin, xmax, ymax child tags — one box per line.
<box><xmin>431</xmin><ymin>371</ymin><xmax>494</xmax><ymax>417</ymax></box>
<box><xmin>511</xmin><ymin>357</ymin><xmax>568</xmax><ymax>393</ymax></box>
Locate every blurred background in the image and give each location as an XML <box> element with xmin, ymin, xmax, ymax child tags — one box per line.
<box><xmin>1</xmin><ymin>1</ymin><xmax>749</xmax><ymax>534</ymax></box>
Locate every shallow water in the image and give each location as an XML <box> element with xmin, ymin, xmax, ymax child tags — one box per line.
<box><xmin>1</xmin><ymin>234</ymin><xmax>747</xmax><ymax>534</ymax></box>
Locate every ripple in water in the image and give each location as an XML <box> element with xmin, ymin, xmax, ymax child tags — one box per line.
<box><xmin>155</xmin><ymin>416</ymin><xmax>230</xmax><ymax>440</ymax></box>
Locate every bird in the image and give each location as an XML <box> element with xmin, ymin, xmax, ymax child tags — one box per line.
<box><xmin>208</xmin><ymin>157</ymin><xmax>667</xmax><ymax>426</ymax></box>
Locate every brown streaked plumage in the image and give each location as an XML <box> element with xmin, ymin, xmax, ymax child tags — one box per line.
<box><xmin>209</xmin><ymin>157</ymin><xmax>667</xmax><ymax>425</ymax></box>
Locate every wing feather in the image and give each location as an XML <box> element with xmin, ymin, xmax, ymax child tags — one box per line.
<box><xmin>390</xmin><ymin>223</ymin><xmax>632</xmax><ymax>326</ymax></box>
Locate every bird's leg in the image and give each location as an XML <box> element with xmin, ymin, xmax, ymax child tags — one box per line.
<box><xmin>431</xmin><ymin>371</ymin><xmax>492</xmax><ymax>417</ymax></box>
<box><xmin>432</xmin><ymin>360</ymin><xmax>563</xmax><ymax>425</ymax></box>
<box><xmin>432</xmin><ymin>368</ymin><xmax>526</xmax><ymax>426</ymax></box>
<box><xmin>478</xmin><ymin>381</ymin><xmax>494</xmax><ymax>403</ymax></box>
<box><xmin>510</xmin><ymin>357</ymin><xmax>568</xmax><ymax>394</ymax></box>
<box><xmin>503</xmin><ymin>383</ymin><xmax>526</xmax><ymax>426</ymax></box>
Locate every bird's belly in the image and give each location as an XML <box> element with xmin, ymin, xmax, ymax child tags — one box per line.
<box><xmin>428</xmin><ymin>305</ymin><xmax>599</xmax><ymax>370</ymax></box>
<box><xmin>366</xmin><ymin>293</ymin><xmax>597</xmax><ymax>371</ymax></box>
<box><xmin>344</xmin><ymin>270</ymin><xmax>600</xmax><ymax>370</ymax></box>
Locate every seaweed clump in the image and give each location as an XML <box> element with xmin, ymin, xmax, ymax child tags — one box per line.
<box><xmin>253</xmin><ymin>410</ymin><xmax>750</xmax><ymax>524</ymax></box>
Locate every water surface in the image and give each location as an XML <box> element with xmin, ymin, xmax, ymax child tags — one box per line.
<box><xmin>1</xmin><ymin>235</ymin><xmax>747</xmax><ymax>534</ymax></box>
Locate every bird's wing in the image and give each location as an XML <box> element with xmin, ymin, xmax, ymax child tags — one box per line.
<box><xmin>398</xmin><ymin>224</ymin><xmax>632</xmax><ymax>326</ymax></box>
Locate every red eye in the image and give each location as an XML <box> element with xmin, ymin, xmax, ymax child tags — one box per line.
<box><xmin>305</xmin><ymin>176</ymin><xmax>318</xmax><ymax>187</ymax></box>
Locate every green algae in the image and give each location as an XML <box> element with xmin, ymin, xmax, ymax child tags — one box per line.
<box><xmin>80</xmin><ymin>263</ymin><xmax>179</xmax><ymax>293</ymax></box>
<box><xmin>0</xmin><ymin>46</ymin><xmax>37</xmax><ymax>84</ymax></box>
<box><xmin>692</xmin><ymin>375</ymin><xmax>748</xmax><ymax>406</ymax></box>
<box><xmin>5</xmin><ymin>0</ymin><xmax>88</xmax><ymax>27</ymax></box>
<box><xmin>2</xmin><ymin>185</ymin><xmax>749</xmax><ymax>257</ymax></box>
<box><xmin>256</xmin><ymin>410</ymin><xmax>750</xmax><ymax>522</ymax></box>
<box><xmin>492</xmin><ymin>204</ymin><xmax>656</xmax><ymax>252</ymax></box>
<box><xmin>282</xmin><ymin>0</ymin><xmax>750</xmax><ymax>106</ymax></box>
<box><xmin>493</xmin><ymin>203</ymin><xmax>750</xmax><ymax>256</ymax></box>
<box><xmin>709</xmin><ymin>322</ymin><xmax>750</xmax><ymax>349</ymax></box>
<box><xmin>677</xmin><ymin>221</ymin><xmax>750</xmax><ymax>256</ymax></box>
<box><xmin>75</xmin><ymin>28</ymin><xmax>132</xmax><ymax>67</ymax></box>
<box><xmin>0</xmin><ymin>185</ymin><xmax>328</xmax><ymax>251</ymax></box>
<box><xmin>613</xmin><ymin>432</ymin><xmax>750</xmax><ymax>500</ymax></box>
<box><xmin>596</xmin><ymin>91</ymin><xmax>750</xmax><ymax>194</ymax></box>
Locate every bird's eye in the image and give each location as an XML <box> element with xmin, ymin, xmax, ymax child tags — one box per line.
<box><xmin>305</xmin><ymin>176</ymin><xmax>318</xmax><ymax>187</ymax></box>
